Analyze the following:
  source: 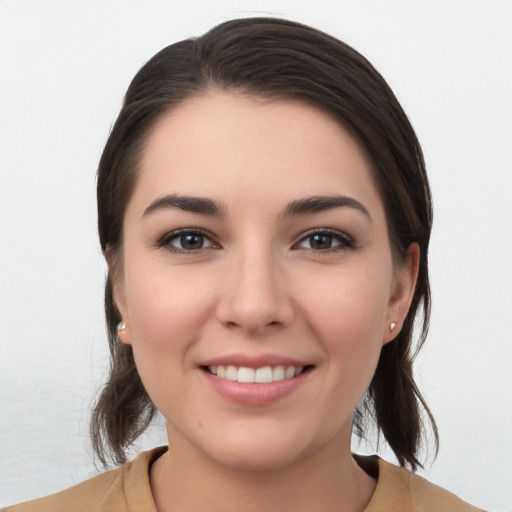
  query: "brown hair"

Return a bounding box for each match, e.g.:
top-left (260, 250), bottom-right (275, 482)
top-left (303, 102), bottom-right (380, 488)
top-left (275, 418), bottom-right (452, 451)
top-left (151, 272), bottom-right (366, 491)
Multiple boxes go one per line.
top-left (92, 17), bottom-right (438, 470)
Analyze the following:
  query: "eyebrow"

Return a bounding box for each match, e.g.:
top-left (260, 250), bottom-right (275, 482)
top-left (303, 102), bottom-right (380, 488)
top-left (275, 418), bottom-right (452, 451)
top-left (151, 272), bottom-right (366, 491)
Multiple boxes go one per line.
top-left (283, 195), bottom-right (371, 220)
top-left (143, 194), bottom-right (225, 217)
top-left (143, 193), bottom-right (371, 221)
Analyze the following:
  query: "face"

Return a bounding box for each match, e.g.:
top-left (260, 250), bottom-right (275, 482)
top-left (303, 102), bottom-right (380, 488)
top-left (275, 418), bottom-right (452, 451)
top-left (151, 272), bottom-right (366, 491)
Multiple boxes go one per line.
top-left (113, 92), bottom-right (417, 471)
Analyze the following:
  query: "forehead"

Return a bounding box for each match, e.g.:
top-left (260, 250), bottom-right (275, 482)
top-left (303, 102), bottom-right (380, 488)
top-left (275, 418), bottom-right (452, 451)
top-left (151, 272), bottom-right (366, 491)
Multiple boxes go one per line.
top-left (131, 91), bottom-right (383, 216)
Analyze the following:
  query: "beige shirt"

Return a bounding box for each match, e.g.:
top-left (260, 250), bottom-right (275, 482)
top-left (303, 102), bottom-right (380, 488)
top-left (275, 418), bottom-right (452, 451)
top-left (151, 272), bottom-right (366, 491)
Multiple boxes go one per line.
top-left (4, 447), bottom-right (484, 512)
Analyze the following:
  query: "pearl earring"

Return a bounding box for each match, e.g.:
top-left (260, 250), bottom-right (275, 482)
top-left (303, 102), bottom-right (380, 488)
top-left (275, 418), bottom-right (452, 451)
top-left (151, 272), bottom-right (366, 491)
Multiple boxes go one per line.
top-left (117, 322), bottom-right (127, 333)
top-left (389, 322), bottom-right (397, 331)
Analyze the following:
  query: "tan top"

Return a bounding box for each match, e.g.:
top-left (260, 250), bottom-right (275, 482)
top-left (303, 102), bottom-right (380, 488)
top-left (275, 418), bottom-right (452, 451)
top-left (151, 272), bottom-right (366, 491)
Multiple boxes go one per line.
top-left (4, 447), bottom-right (484, 512)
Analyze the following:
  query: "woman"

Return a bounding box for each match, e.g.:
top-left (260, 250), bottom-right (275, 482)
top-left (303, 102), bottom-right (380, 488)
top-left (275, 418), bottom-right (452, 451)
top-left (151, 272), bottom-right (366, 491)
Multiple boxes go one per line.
top-left (5, 17), bottom-right (483, 511)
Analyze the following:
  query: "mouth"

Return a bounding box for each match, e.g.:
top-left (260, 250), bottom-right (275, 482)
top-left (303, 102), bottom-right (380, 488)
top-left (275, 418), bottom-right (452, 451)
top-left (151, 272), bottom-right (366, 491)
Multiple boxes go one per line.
top-left (201, 365), bottom-right (314, 383)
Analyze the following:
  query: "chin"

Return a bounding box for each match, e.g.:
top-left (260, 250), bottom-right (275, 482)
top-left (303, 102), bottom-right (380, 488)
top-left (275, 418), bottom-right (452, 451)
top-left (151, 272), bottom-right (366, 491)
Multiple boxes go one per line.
top-left (195, 424), bottom-right (332, 473)
top-left (209, 443), bottom-right (306, 472)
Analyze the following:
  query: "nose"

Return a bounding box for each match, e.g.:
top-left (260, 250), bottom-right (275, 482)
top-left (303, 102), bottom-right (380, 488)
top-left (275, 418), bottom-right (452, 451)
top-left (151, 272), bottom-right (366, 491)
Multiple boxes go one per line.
top-left (216, 246), bottom-right (295, 335)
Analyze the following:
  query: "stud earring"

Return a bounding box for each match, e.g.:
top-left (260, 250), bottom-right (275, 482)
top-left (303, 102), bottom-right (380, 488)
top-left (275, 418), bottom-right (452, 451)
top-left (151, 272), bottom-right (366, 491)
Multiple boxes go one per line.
top-left (117, 322), bottom-right (127, 333)
top-left (389, 322), bottom-right (397, 331)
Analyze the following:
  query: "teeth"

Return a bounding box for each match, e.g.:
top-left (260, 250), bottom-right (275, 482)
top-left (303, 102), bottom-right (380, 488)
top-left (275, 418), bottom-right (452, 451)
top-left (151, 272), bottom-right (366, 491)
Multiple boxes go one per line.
top-left (273, 366), bottom-right (285, 381)
top-left (285, 366), bottom-right (296, 379)
top-left (225, 365), bottom-right (238, 381)
top-left (255, 366), bottom-right (272, 383)
top-left (237, 367), bottom-right (255, 383)
top-left (207, 364), bottom-right (305, 383)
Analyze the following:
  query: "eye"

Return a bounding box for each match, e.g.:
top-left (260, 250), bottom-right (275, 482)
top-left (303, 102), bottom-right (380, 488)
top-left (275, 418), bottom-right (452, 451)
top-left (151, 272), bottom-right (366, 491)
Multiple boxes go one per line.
top-left (295, 229), bottom-right (354, 252)
top-left (158, 229), bottom-right (217, 252)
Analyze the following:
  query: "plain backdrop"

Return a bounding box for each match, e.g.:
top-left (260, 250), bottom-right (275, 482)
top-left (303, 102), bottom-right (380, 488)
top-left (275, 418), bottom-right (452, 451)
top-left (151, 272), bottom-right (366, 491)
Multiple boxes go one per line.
top-left (1, 0), bottom-right (511, 510)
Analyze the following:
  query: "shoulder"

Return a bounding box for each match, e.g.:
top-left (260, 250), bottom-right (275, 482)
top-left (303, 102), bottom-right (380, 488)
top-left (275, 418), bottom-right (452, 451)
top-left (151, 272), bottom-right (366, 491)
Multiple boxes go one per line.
top-left (3, 468), bottom-right (122, 512)
top-left (357, 455), bottom-right (485, 512)
top-left (402, 468), bottom-right (484, 511)
top-left (2, 447), bottom-right (166, 512)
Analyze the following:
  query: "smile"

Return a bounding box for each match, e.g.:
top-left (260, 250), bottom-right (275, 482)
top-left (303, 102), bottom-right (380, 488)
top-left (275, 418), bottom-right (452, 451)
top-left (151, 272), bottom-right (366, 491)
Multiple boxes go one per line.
top-left (206, 365), bottom-right (309, 383)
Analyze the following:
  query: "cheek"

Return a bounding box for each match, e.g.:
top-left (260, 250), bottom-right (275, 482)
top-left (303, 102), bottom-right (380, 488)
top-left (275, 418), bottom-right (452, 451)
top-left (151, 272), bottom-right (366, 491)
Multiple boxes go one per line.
top-left (299, 264), bottom-right (392, 341)
top-left (121, 262), bottom-right (219, 414)
top-left (295, 263), bottom-right (392, 395)
top-left (122, 256), bottom-right (218, 356)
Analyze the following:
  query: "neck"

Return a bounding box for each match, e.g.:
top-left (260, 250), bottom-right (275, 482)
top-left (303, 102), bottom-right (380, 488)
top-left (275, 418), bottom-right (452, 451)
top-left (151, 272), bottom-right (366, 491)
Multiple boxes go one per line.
top-left (150, 427), bottom-right (376, 512)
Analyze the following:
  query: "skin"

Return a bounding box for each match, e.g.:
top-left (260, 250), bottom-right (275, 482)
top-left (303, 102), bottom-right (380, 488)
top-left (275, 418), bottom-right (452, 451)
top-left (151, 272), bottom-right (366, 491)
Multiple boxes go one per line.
top-left (112, 91), bottom-right (419, 512)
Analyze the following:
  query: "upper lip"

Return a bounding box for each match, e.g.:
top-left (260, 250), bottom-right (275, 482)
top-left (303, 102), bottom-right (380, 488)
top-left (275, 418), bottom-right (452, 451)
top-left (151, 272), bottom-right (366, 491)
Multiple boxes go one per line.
top-left (199, 353), bottom-right (312, 369)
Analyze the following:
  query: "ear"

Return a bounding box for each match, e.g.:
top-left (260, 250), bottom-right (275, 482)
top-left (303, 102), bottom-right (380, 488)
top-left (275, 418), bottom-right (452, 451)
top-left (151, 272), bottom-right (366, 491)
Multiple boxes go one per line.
top-left (383, 243), bottom-right (420, 345)
top-left (106, 244), bottom-right (132, 345)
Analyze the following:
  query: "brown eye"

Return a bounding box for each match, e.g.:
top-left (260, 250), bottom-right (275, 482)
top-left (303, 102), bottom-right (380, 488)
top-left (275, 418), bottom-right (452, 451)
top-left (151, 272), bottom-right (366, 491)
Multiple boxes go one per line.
top-left (177, 233), bottom-right (207, 250)
top-left (159, 230), bottom-right (216, 252)
top-left (308, 234), bottom-right (334, 250)
top-left (296, 229), bottom-right (354, 252)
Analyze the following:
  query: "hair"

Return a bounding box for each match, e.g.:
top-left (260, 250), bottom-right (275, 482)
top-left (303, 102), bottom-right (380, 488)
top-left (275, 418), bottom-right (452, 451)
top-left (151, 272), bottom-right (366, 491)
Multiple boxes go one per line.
top-left (92, 17), bottom-right (438, 470)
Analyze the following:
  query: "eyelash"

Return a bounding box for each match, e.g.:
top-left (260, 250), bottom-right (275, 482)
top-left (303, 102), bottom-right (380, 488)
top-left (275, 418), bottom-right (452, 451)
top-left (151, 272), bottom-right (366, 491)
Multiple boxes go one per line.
top-left (156, 229), bottom-right (219, 253)
top-left (294, 228), bottom-right (355, 253)
top-left (156, 228), bottom-right (354, 254)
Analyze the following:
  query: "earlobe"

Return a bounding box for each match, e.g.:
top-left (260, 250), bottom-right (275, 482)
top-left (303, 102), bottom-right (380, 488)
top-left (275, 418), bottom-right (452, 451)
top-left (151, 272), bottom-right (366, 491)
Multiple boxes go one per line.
top-left (383, 243), bottom-right (420, 345)
top-left (106, 244), bottom-right (131, 344)
top-left (117, 322), bottom-right (131, 345)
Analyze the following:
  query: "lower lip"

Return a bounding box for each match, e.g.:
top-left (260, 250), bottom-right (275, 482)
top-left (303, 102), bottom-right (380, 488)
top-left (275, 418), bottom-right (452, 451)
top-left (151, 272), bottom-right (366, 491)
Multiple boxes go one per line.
top-left (201, 369), bottom-right (311, 406)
